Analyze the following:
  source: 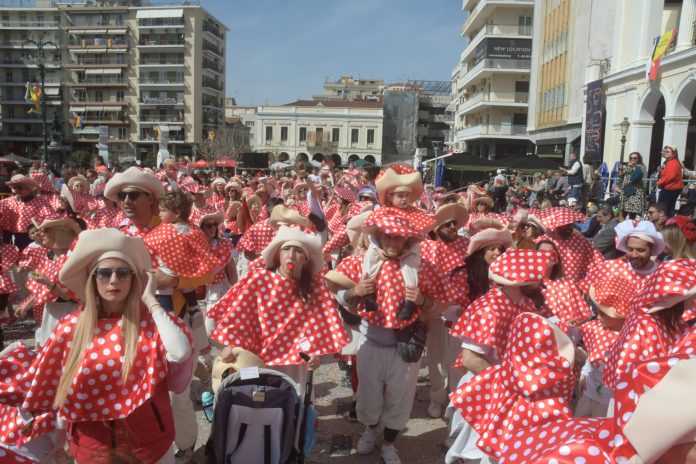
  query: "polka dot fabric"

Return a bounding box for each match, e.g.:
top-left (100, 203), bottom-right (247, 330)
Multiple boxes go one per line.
top-left (630, 258), bottom-right (696, 313)
top-left (538, 207), bottom-right (585, 232)
top-left (0, 244), bottom-right (19, 295)
top-left (209, 268), bottom-right (349, 365)
top-left (334, 254), bottom-right (451, 330)
top-left (25, 254), bottom-right (69, 306)
top-left (489, 249), bottom-right (552, 285)
top-left (578, 320), bottom-right (619, 367)
top-left (579, 258), bottom-right (651, 295)
top-left (542, 279), bottom-right (592, 324)
top-left (0, 404), bottom-right (55, 451)
top-left (144, 223), bottom-right (225, 278)
top-left (18, 243), bottom-right (48, 275)
top-left (537, 233), bottom-right (605, 283)
top-left (0, 196), bottom-right (55, 234)
top-left (322, 223), bottom-right (349, 255)
top-left (333, 184), bottom-right (357, 203)
top-left (209, 238), bottom-right (234, 285)
top-left (364, 206), bottom-right (434, 236)
top-left (90, 207), bottom-right (125, 230)
top-left (602, 310), bottom-right (685, 390)
top-left (420, 237), bottom-right (469, 274)
top-left (450, 313), bottom-right (576, 459)
top-left (189, 205), bottom-right (217, 228)
top-left (237, 221), bottom-right (276, 254)
top-left (22, 308), bottom-right (191, 422)
top-left (450, 287), bottom-right (537, 359)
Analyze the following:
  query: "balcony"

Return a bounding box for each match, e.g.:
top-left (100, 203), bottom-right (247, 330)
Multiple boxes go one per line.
top-left (456, 123), bottom-right (529, 140)
top-left (67, 79), bottom-right (128, 88)
top-left (202, 61), bottom-right (222, 74)
top-left (462, 0), bottom-right (534, 36)
top-left (68, 39), bottom-right (128, 49)
top-left (0, 40), bottom-right (29, 48)
top-left (0, 133), bottom-right (43, 141)
top-left (68, 57), bottom-right (128, 68)
top-left (137, 18), bottom-right (185, 28)
top-left (137, 39), bottom-right (185, 50)
top-left (139, 78), bottom-right (185, 87)
top-left (0, 20), bottom-right (60, 29)
top-left (139, 96), bottom-right (184, 107)
top-left (202, 42), bottom-right (223, 57)
top-left (0, 60), bottom-right (61, 69)
top-left (203, 22), bottom-right (224, 40)
top-left (458, 58), bottom-right (531, 89)
top-left (67, 23), bottom-right (127, 31)
top-left (139, 115), bottom-right (185, 124)
top-left (458, 91), bottom-right (529, 114)
top-left (202, 80), bottom-right (223, 92)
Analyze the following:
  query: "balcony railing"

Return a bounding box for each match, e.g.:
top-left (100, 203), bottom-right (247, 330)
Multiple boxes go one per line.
top-left (202, 81), bottom-right (223, 91)
top-left (139, 59), bottom-right (185, 65)
top-left (203, 23), bottom-right (224, 40)
top-left (138, 18), bottom-right (185, 27)
top-left (458, 59), bottom-right (531, 89)
top-left (138, 39), bottom-right (185, 46)
top-left (459, 91), bottom-right (529, 112)
top-left (68, 39), bottom-right (127, 47)
top-left (203, 62), bottom-right (221, 73)
top-left (139, 79), bottom-right (185, 85)
top-left (202, 42), bottom-right (223, 56)
top-left (71, 78), bottom-right (127, 85)
top-left (457, 123), bottom-right (528, 139)
top-left (463, 0), bottom-right (534, 33)
top-left (140, 96), bottom-right (184, 105)
top-left (74, 57), bottom-right (127, 65)
top-left (139, 116), bottom-right (184, 123)
top-left (0, 20), bottom-right (60, 28)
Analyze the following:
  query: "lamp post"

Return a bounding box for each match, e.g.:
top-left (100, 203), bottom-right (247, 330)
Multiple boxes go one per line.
top-left (619, 117), bottom-right (631, 164)
top-left (23, 34), bottom-right (59, 167)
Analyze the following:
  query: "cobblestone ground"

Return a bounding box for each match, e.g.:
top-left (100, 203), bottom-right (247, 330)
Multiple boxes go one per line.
top-left (9, 323), bottom-right (449, 464)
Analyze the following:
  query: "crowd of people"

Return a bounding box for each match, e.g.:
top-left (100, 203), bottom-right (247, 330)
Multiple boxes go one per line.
top-left (0, 152), bottom-right (691, 463)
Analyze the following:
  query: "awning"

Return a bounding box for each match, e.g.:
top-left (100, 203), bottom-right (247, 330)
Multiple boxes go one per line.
top-left (136, 9), bottom-right (183, 19)
top-left (44, 87), bottom-right (60, 96)
top-left (85, 68), bottom-right (122, 75)
top-left (101, 106), bottom-right (122, 112)
top-left (86, 106), bottom-right (103, 111)
top-left (535, 137), bottom-right (566, 146)
top-left (445, 98), bottom-right (457, 113)
top-left (107, 29), bottom-right (127, 35)
top-left (69, 106), bottom-right (86, 113)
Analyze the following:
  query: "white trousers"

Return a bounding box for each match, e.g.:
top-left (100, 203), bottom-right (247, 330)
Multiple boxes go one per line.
top-left (170, 359), bottom-right (198, 451)
top-left (356, 340), bottom-right (420, 431)
top-left (425, 319), bottom-right (460, 404)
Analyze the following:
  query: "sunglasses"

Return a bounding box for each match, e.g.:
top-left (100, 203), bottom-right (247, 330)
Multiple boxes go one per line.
top-left (442, 220), bottom-right (458, 229)
top-left (117, 191), bottom-right (149, 202)
top-left (93, 267), bottom-right (134, 281)
top-left (201, 222), bottom-right (218, 229)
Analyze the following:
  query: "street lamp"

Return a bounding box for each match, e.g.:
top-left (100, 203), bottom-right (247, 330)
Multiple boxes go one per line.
top-left (619, 117), bottom-right (631, 164)
top-left (23, 33), bottom-right (59, 167)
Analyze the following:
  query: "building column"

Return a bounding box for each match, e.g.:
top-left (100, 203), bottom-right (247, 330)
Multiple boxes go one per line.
top-left (629, 120), bottom-right (655, 159)
top-left (662, 116), bottom-right (692, 160)
top-left (677, 0), bottom-right (696, 51)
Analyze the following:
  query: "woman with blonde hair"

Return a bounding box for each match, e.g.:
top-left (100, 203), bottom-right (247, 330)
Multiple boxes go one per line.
top-left (661, 215), bottom-right (696, 259)
top-left (14, 228), bottom-right (192, 463)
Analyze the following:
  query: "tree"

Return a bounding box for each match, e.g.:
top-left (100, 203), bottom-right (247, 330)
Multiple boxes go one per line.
top-left (195, 126), bottom-right (249, 162)
top-left (71, 149), bottom-right (93, 168)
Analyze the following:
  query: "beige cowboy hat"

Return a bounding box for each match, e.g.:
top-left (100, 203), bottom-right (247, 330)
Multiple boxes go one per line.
top-left (467, 228), bottom-right (513, 256)
top-left (431, 203), bottom-right (469, 231)
top-left (346, 210), bottom-right (372, 249)
top-left (6, 174), bottom-right (39, 190)
top-left (104, 166), bottom-right (165, 202)
top-left (211, 347), bottom-right (265, 393)
top-left (472, 196), bottom-right (494, 209)
top-left (375, 166), bottom-right (423, 205)
top-left (261, 225), bottom-right (323, 274)
top-left (268, 205), bottom-right (312, 230)
top-left (59, 228), bottom-right (152, 300)
top-left (68, 175), bottom-right (90, 194)
top-left (198, 210), bottom-right (225, 228)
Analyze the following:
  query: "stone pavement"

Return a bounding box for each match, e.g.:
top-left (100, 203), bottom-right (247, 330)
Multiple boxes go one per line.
top-left (8, 321), bottom-right (449, 464)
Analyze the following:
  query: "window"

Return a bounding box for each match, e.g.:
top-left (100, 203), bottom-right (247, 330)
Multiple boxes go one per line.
top-left (315, 127), bottom-right (323, 142)
top-left (299, 127), bottom-right (307, 142)
top-left (4, 71), bottom-right (11, 83)
top-left (332, 127), bottom-right (340, 143)
top-left (7, 107), bottom-right (14, 118)
top-left (116, 90), bottom-right (124, 102)
top-left (265, 126), bottom-right (273, 141)
top-left (367, 129), bottom-right (375, 144)
top-left (351, 128), bottom-right (359, 144)
top-left (95, 90), bottom-right (103, 101)
top-left (118, 127), bottom-right (127, 139)
top-left (281, 126), bottom-right (288, 141)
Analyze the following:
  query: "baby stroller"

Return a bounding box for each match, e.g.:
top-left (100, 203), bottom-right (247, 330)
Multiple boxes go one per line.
top-left (205, 352), bottom-right (315, 464)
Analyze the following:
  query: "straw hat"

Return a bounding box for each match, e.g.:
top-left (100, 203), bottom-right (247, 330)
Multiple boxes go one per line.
top-left (431, 203), bottom-right (469, 231)
top-left (467, 228), bottom-right (512, 256)
top-left (6, 174), bottom-right (39, 190)
top-left (210, 177), bottom-right (226, 189)
top-left (198, 210), bottom-right (224, 228)
top-left (104, 167), bottom-right (165, 202)
top-left (211, 348), bottom-right (265, 393)
top-left (58, 228), bottom-right (152, 301)
top-left (346, 211), bottom-right (372, 249)
top-left (68, 175), bottom-right (90, 194)
top-left (472, 196), bottom-right (493, 209)
top-left (375, 164), bottom-right (423, 205)
top-left (261, 225), bottom-right (323, 274)
top-left (268, 205), bottom-right (312, 230)
top-left (33, 216), bottom-right (82, 237)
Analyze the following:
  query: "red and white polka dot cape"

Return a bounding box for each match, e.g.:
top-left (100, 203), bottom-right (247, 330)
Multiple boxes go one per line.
top-left (578, 257), bottom-right (652, 295)
top-left (366, 206), bottom-right (435, 235)
top-left (224, 219), bottom-right (240, 236)
top-left (236, 221), bottom-right (275, 254)
top-left (322, 222), bottom-right (349, 256)
top-left (211, 193), bottom-right (226, 211)
top-left (450, 287), bottom-right (537, 360)
top-left (542, 279), bottom-right (592, 325)
top-left (450, 313), bottom-right (576, 460)
top-left (143, 223), bottom-right (225, 278)
top-left (0, 244), bottom-right (19, 295)
top-left (209, 238), bottom-right (234, 285)
top-left (209, 268), bottom-right (350, 366)
top-left (25, 254), bottom-right (69, 307)
top-left (420, 237), bottom-right (469, 275)
top-left (189, 204), bottom-right (217, 228)
top-left (116, 217), bottom-right (159, 239)
top-left (45, 192), bottom-right (62, 213)
top-left (334, 254), bottom-right (452, 330)
top-left (578, 320), bottom-right (619, 367)
top-left (20, 308), bottom-right (191, 422)
top-left (0, 195), bottom-right (55, 234)
top-left (602, 310), bottom-right (686, 390)
top-left (90, 207), bottom-right (125, 230)
top-left (536, 233), bottom-right (604, 283)
top-left (18, 242), bottom-right (48, 274)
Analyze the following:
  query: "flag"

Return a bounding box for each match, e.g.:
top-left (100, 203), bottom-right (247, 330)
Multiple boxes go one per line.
top-left (647, 29), bottom-right (677, 81)
top-left (435, 157), bottom-right (445, 188)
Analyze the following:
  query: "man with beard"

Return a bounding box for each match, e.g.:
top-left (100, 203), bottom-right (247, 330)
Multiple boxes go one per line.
top-left (0, 174), bottom-right (55, 249)
top-left (445, 249), bottom-right (552, 463)
top-left (580, 219), bottom-right (664, 294)
top-left (420, 203), bottom-right (469, 418)
top-left (537, 207), bottom-right (604, 282)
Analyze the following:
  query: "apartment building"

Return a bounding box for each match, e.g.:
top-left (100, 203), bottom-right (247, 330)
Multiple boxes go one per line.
top-left (254, 100), bottom-right (383, 166)
top-left (452, 0), bottom-right (535, 158)
top-left (312, 76), bottom-right (384, 101)
top-left (0, 0), bottom-right (227, 164)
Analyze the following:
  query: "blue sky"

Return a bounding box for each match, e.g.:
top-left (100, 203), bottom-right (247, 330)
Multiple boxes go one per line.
top-left (201, 0), bottom-right (464, 105)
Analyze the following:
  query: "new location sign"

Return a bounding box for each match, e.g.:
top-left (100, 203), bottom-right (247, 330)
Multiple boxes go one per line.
top-left (476, 38), bottom-right (532, 61)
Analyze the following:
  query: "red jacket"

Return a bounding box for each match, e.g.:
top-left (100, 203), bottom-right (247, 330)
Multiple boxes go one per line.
top-left (657, 158), bottom-right (684, 190)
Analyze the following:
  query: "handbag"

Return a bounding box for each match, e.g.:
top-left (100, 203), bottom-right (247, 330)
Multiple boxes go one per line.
top-left (394, 318), bottom-right (427, 363)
